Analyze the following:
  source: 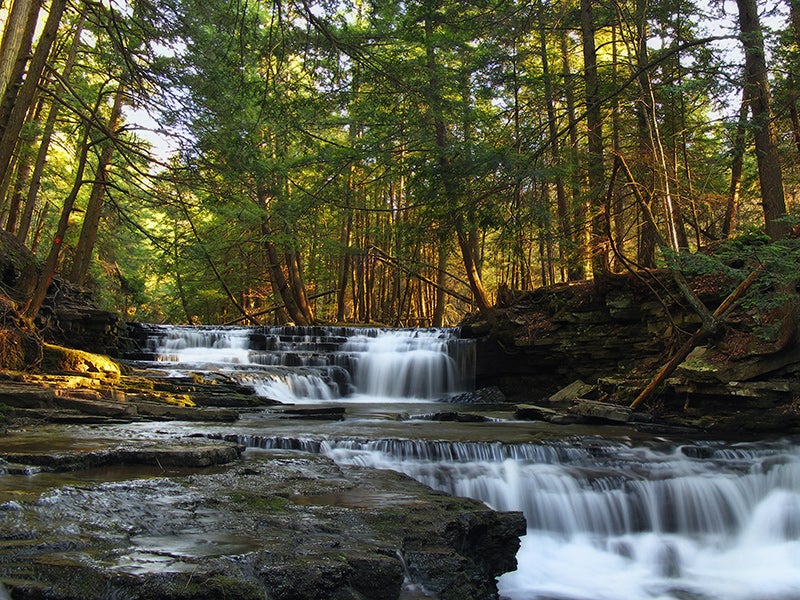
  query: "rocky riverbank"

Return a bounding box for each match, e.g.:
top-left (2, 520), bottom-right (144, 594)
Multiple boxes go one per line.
top-left (462, 270), bottom-right (800, 436)
top-left (0, 425), bottom-right (524, 600)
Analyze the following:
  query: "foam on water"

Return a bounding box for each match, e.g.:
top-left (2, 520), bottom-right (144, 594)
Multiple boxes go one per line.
top-left (140, 324), bottom-right (474, 402)
top-left (231, 435), bottom-right (800, 600)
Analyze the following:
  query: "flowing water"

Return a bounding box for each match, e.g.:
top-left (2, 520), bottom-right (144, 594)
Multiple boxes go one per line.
top-left (134, 325), bottom-right (800, 600)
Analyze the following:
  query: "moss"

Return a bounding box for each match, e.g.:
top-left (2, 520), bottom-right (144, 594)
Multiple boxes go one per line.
top-left (41, 344), bottom-right (122, 380)
top-left (175, 574), bottom-right (264, 600)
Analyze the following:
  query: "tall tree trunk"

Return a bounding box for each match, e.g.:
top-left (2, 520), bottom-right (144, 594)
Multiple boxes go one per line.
top-left (0, 0), bottom-right (66, 185)
top-left (580, 0), bottom-right (608, 276)
top-left (633, 0), bottom-right (683, 253)
top-left (0, 0), bottom-right (40, 123)
top-left (258, 186), bottom-right (309, 325)
top-left (68, 85), bottom-right (126, 286)
top-left (723, 88), bottom-right (749, 239)
top-left (17, 6), bottom-right (86, 244)
top-left (610, 25), bottom-right (626, 270)
top-left (23, 122), bottom-right (92, 320)
top-left (336, 211), bottom-right (352, 322)
top-left (423, 12), bottom-right (493, 317)
top-left (560, 29), bottom-right (586, 280)
top-left (431, 243), bottom-right (447, 327)
top-left (538, 0), bottom-right (572, 281)
top-left (788, 0), bottom-right (800, 158)
top-left (736, 0), bottom-right (789, 240)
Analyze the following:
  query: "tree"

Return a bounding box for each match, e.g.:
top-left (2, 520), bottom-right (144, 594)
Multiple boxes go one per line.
top-left (736, 0), bottom-right (789, 241)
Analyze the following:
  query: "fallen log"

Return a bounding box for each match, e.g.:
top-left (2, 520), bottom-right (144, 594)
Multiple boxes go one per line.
top-left (630, 268), bottom-right (762, 410)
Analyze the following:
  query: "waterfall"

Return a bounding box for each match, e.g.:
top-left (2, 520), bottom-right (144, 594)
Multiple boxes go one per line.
top-left (130, 323), bottom-right (800, 598)
top-left (228, 434), bottom-right (800, 600)
top-left (134, 324), bottom-right (475, 402)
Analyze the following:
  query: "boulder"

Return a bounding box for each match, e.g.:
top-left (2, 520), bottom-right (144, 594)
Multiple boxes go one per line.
top-left (547, 379), bottom-right (597, 403)
top-left (445, 386), bottom-right (507, 404)
top-left (568, 399), bottom-right (632, 423)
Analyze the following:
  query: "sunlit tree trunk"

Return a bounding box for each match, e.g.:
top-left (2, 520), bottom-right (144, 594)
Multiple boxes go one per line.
top-left (0, 0), bottom-right (40, 121)
top-left (17, 6), bottom-right (85, 245)
top-left (580, 0), bottom-right (609, 277)
top-left (69, 85), bottom-right (126, 286)
top-left (23, 120), bottom-right (92, 320)
top-left (0, 0), bottom-right (66, 186)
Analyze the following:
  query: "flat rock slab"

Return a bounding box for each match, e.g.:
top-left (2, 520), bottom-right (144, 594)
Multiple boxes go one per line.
top-left (568, 399), bottom-right (632, 423)
top-left (0, 437), bottom-right (244, 471)
top-left (0, 448), bottom-right (525, 600)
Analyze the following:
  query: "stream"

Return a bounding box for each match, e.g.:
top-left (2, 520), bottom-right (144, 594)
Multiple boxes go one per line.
top-left (13, 325), bottom-right (800, 599)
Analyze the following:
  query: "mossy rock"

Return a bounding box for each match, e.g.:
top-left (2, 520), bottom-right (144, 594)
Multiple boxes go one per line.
top-left (41, 344), bottom-right (124, 380)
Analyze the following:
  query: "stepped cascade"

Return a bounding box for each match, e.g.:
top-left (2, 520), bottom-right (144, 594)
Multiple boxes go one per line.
top-left (229, 434), bottom-right (800, 600)
top-left (131, 324), bottom-right (475, 402)
top-left (126, 324), bottom-right (800, 599)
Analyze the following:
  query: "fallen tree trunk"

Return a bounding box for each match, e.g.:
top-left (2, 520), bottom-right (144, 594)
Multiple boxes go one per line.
top-left (630, 267), bottom-right (762, 410)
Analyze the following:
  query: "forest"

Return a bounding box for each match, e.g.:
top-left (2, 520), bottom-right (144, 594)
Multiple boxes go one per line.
top-left (0, 0), bottom-right (798, 328)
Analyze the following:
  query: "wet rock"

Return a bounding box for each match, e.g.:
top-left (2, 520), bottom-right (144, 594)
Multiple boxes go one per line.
top-left (568, 400), bottom-right (632, 424)
top-left (0, 437), bottom-right (244, 471)
top-left (0, 450), bottom-right (525, 600)
top-left (514, 404), bottom-right (561, 421)
top-left (275, 406), bottom-right (347, 420)
top-left (445, 386), bottom-right (507, 404)
top-left (409, 411), bottom-right (491, 423)
top-left (547, 379), bottom-right (597, 403)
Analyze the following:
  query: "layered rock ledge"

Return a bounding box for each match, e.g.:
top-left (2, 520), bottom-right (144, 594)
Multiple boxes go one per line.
top-left (0, 432), bottom-right (525, 600)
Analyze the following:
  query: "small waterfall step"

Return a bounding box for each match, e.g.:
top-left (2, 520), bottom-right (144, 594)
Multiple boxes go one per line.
top-left (123, 323), bottom-right (475, 403)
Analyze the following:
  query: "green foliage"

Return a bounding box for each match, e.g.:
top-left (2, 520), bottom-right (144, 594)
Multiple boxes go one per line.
top-left (671, 217), bottom-right (800, 338)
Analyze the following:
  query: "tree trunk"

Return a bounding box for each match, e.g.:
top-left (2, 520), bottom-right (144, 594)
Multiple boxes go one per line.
top-left (736, 0), bottom-right (789, 241)
top-left (23, 123), bottom-right (91, 320)
top-left (431, 243), bottom-right (448, 327)
top-left (17, 6), bottom-right (86, 245)
top-left (538, 0), bottom-right (573, 281)
top-left (69, 85), bottom-right (126, 286)
top-left (0, 0), bottom-right (66, 185)
top-left (423, 12), bottom-right (493, 318)
top-left (560, 29), bottom-right (586, 281)
top-left (0, 0), bottom-right (40, 122)
top-left (580, 0), bottom-right (608, 277)
top-left (723, 88), bottom-right (749, 238)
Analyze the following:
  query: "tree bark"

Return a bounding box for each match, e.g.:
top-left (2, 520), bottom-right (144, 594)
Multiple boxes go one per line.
top-left (17, 6), bottom-right (86, 245)
top-left (580, 0), bottom-right (609, 277)
top-left (69, 85), bottom-right (126, 286)
top-left (0, 0), bottom-right (66, 186)
top-left (538, 0), bottom-right (572, 281)
top-left (723, 88), bottom-right (749, 239)
top-left (736, 0), bottom-right (789, 241)
top-left (23, 122), bottom-right (91, 320)
top-left (0, 0), bottom-right (40, 120)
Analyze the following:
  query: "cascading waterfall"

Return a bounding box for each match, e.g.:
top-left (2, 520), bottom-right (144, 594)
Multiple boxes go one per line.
top-left (136, 324), bottom-right (475, 402)
top-left (229, 434), bottom-right (800, 600)
top-left (130, 324), bottom-right (800, 599)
